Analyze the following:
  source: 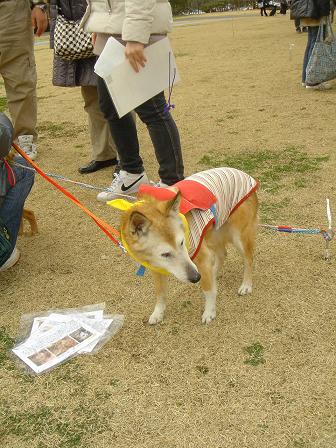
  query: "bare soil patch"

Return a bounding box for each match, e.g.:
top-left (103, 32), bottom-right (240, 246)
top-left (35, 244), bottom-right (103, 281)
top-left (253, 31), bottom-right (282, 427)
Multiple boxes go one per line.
top-left (1, 13), bottom-right (335, 448)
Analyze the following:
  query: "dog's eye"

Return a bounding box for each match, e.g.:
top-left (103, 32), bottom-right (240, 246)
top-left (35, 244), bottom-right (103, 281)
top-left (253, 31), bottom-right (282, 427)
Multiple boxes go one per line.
top-left (161, 252), bottom-right (171, 258)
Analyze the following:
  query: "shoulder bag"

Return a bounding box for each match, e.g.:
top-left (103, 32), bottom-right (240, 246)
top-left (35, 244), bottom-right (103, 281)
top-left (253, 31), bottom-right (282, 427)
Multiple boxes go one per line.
top-left (54, 2), bottom-right (94, 61)
top-left (306, 18), bottom-right (336, 84)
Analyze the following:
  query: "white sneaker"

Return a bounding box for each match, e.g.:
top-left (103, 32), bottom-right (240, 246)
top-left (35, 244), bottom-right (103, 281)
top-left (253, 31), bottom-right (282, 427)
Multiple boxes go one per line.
top-left (0, 247), bottom-right (20, 272)
top-left (306, 82), bottom-right (332, 90)
top-left (17, 135), bottom-right (38, 160)
top-left (151, 180), bottom-right (169, 188)
top-left (96, 170), bottom-right (149, 202)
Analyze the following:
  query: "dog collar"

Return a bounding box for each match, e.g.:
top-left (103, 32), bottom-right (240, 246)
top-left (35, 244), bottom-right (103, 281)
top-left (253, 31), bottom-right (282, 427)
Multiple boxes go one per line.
top-left (107, 198), bottom-right (190, 276)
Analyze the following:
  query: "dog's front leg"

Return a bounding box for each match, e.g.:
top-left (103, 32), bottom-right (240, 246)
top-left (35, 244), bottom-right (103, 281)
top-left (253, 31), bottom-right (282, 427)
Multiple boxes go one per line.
top-left (149, 273), bottom-right (168, 325)
top-left (194, 247), bottom-right (218, 324)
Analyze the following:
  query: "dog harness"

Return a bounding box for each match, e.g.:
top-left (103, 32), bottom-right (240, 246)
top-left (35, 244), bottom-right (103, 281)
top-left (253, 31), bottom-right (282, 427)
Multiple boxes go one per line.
top-left (139, 167), bottom-right (259, 259)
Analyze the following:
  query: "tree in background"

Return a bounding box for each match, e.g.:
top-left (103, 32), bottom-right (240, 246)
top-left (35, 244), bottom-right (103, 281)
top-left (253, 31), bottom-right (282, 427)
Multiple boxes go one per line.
top-left (170, 0), bottom-right (255, 14)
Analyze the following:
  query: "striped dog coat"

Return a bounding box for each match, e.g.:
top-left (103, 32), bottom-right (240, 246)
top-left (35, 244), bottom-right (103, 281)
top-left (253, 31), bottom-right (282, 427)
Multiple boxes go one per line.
top-left (139, 167), bottom-right (259, 258)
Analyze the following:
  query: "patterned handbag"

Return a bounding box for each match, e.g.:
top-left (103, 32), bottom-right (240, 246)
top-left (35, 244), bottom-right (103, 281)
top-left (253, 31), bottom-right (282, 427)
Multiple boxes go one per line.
top-left (54, 14), bottom-right (94, 61)
top-left (306, 19), bottom-right (336, 85)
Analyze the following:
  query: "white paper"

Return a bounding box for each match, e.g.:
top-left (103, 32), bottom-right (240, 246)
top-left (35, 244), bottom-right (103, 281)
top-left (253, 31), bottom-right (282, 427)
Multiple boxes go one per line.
top-left (94, 37), bottom-right (180, 117)
top-left (29, 311), bottom-right (111, 354)
top-left (12, 319), bottom-right (103, 374)
top-left (30, 310), bottom-right (104, 334)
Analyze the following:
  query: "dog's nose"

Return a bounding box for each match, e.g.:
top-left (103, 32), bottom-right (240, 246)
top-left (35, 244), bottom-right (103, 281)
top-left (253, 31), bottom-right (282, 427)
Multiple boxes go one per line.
top-left (189, 271), bottom-right (201, 283)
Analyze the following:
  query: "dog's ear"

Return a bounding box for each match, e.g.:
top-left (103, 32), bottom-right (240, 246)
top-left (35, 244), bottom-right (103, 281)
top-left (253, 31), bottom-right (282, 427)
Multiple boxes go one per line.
top-left (165, 191), bottom-right (181, 215)
top-left (129, 211), bottom-right (151, 236)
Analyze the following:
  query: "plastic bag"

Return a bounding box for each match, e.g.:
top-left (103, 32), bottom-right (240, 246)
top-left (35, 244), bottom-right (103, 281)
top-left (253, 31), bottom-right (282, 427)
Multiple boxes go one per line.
top-left (11, 303), bottom-right (124, 375)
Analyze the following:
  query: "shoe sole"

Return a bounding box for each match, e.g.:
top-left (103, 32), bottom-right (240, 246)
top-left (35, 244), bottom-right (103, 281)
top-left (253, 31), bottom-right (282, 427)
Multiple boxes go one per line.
top-left (0, 249), bottom-right (20, 271)
top-left (97, 179), bottom-right (149, 202)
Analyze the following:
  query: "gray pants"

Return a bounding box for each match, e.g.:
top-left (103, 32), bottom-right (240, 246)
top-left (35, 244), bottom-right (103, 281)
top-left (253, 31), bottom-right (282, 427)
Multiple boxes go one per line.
top-left (81, 86), bottom-right (117, 161)
top-left (0, 0), bottom-right (37, 141)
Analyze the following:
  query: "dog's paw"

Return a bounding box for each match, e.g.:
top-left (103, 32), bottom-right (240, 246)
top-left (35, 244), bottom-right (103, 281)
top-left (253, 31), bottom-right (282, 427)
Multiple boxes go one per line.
top-left (148, 303), bottom-right (166, 325)
top-left (202, 309), bottom-right (216, 324)
top-left (238, 283), bottom-right (253, 295)
top-left (148, 313), bottom-right (163, 325)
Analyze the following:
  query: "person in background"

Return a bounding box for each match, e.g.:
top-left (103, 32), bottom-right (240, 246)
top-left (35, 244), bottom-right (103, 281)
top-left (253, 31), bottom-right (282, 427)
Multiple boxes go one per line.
top-left (280, 0), bottom-right (289, 14)
top-left (0, 113), bottom-right (35, 272)
top-left (49, 0), bottom-right (119, 174)
top-left (291, 0), bottom-right (331, 89)
top-left (259, 0), bottom-right (269, 16)
top-left (0, 0), bottom-right (48, 161)
top-left (80, 0), bottom-right (184, 202)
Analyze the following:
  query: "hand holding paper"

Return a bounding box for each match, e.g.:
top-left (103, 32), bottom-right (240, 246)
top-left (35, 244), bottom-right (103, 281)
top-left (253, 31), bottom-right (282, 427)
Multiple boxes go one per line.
top-left (125, 42), bottom-right (147, 73)
top-left (94, 37), bottom-right (180, 118)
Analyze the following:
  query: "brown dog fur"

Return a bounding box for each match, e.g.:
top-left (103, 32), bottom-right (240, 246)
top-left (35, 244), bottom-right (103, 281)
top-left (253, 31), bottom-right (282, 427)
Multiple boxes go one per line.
top-left (121, 191), bottom-right (258, 324)
top-left (19, 208), bottom-right (38, 236)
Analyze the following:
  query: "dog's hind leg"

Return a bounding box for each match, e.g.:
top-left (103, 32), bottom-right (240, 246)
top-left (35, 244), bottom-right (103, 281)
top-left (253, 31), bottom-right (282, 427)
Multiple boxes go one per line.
top-left (233, 228), bottom-right (255, 295)
top-left (21, 209), bottom-right (38, 236)
top-left (227, 193), bottom-right (258, 295)
top-left (194, 244), bottom-right (218, 324)
top-left (149, 273), bottom-right (168, 325)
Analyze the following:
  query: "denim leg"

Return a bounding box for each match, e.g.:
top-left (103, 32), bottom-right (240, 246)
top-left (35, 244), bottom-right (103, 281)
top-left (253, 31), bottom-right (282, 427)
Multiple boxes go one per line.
top-left (0, 157), bottom-right (34, 246)
top-left (302, 26), bottom-right (319, 83)
top-left (96, 76), bottom-right (144, 174)
top-left (135, 92), bottom-right (184, 185)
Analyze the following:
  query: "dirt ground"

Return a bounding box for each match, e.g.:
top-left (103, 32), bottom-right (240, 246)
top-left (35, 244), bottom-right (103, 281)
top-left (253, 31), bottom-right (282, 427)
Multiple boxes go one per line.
top-left (1, 12), bottom-right (336, 448)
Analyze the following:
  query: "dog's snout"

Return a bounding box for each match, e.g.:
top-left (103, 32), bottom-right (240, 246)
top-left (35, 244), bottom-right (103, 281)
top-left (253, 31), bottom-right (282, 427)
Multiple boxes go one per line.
top-left (187, 266), bottom-right (201, 283)
top-left (189, 272), bottom-right (201, 283)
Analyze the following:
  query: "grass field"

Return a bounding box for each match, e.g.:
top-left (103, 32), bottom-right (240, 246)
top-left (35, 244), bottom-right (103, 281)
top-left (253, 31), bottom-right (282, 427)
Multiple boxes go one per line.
top-left (1, 12), bottom-right (336, 448)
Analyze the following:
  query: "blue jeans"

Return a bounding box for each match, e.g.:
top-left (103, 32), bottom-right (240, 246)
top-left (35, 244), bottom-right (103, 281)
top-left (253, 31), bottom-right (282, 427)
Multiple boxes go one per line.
top-left (97, 76), bottom-right (184, 186)
top-left (0, 157), bottom-right (34, 247)
top-left (302, 26), bottom-right (323, 84)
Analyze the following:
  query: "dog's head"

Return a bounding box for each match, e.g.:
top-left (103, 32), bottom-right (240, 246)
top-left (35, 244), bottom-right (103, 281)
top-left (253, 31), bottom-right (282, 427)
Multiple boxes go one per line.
top-left (120, 193), bottom-right (201, 283)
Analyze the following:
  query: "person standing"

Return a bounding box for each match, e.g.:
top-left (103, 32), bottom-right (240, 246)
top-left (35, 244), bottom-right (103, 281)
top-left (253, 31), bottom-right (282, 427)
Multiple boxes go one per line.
top-left (291, 0), bottom-right (331, 89)
top-left (0, 0), bottom-right (48, 161)
top-left (49, 0), bottom-right (119, 174)
top-left (259, 0), bottom-right (269, 16)
top-left (80, 0), bottom-right (184, 202)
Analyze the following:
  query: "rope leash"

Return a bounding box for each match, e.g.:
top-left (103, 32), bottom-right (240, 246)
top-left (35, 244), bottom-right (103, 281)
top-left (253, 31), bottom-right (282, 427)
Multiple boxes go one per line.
top-left (260, 199), bottom-right (334, 260)
top-left (12, 161), bottom-right (135, 199)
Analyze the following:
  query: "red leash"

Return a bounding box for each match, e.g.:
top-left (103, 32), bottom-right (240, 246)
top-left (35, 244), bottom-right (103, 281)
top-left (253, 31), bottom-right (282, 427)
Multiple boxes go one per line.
top-left (13, 143), bottom-right (122, 248)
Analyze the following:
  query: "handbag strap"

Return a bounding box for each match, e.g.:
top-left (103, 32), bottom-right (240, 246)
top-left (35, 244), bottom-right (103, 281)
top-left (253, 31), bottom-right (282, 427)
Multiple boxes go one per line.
top-left (317, 17), bottom-right (335, 43)
top-left (327, 16), bottom-right (335, 40)
top-left (3, 159), bottom-right (15, 187)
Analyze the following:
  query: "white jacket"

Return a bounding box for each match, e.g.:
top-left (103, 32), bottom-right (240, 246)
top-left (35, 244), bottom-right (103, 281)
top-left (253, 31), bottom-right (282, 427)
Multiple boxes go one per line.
top-left (81, 0), bottom-right (173, 44)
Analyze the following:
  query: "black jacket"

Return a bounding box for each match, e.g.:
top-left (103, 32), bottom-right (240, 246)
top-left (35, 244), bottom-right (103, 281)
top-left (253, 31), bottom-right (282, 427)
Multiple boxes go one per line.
top-left (291, 0), bottom-right (330, 19)
top-left (50, 0), bottom-right (97, 87)
top-left (0, 114), bottom-right (13, 159)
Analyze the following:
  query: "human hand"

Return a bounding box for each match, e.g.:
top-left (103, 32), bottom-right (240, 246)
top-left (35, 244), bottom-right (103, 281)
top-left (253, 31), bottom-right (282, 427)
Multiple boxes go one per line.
top-left (31, 6), bottom-right (48, 37)
top-left (125, 42), bottom-right (147, 73)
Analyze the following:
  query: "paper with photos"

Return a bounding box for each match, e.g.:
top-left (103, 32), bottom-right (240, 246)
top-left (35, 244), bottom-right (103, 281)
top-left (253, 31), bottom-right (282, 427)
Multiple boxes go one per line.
top-left (12, 319), bottom-right (103, 374)
top-left (94, 37), bottom-right (180, 117)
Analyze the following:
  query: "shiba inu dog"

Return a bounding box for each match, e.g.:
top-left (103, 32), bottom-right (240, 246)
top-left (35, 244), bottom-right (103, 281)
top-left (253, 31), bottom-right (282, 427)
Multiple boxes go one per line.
top-left (19, 208), bottom-right (38, 236)
top-left (114, 167), bottom-right (259, 324)
top-left (6, 151), bottom-right (38, 237)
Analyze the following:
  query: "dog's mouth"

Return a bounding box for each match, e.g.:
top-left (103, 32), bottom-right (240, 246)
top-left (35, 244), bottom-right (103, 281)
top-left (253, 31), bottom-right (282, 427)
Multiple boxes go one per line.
top-left (169, 262), bottom-right (201, 284)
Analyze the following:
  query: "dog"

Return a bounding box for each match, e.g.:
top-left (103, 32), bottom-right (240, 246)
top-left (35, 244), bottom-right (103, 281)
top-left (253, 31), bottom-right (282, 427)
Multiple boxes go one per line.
top-left (19, 208), bottom-right (38, 236)
top-left (6, 151), bottom-right (38, 237)
top-left (115, 167), bottom-right (259, 325)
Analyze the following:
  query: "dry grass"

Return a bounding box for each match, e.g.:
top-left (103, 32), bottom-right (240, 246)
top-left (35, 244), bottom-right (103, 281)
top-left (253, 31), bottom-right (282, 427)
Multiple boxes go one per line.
top-left (1, 12), bottom-right (336, 448)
